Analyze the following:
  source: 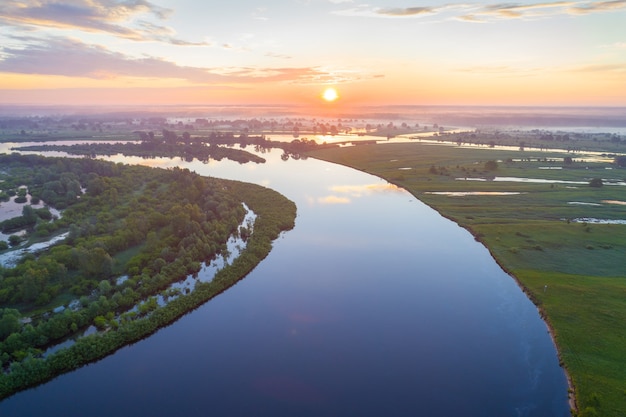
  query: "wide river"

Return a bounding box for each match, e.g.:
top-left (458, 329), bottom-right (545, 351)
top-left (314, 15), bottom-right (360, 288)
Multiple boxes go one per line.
top-left (0, 145), bottom-right (569, 416)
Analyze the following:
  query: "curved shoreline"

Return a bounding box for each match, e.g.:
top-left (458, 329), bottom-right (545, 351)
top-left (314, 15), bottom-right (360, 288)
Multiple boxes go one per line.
top-left (393, 179), bottom-right (579, 414)
top-left (471, 230), bottom-right (578, 414)
top-left (0, 179), bottom-right (297, 401)
top-left (307, 152), bottom-right (578, 414)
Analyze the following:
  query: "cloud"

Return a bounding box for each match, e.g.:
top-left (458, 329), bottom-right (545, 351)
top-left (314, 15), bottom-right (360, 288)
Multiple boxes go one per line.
top-left (569, 63), bottom-right (626, 73)
top-left (608, 42), bottom-right (626, 49)
top-left (377, 7), bottom-right (435, 17)
top-left (0, 0), bottom-right (205, 45)
top-left (0, 37), bottom-right (223, 81)
top-left (454, 65), bottom-right (545, 77)
top-left (454, 61), bottom-right (626, 77)
top-left (252, 7), bottom-right (269, 20)
top-left (334, 0), bottom-right (626, 22)
top-left (265, 52), bottom-right (293, 59)
top-left (0, 37), bottom-right (352, 85)
top-left (567, 0), bottom-right (626, 14)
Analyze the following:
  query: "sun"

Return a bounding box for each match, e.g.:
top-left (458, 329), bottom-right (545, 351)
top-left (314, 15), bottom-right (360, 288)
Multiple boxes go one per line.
top-left (322, 87), bottom-right (339, 102)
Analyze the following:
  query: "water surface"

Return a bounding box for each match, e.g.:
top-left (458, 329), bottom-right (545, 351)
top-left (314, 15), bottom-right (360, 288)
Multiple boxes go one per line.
top-left (0, 148), bottom-right (569, 416)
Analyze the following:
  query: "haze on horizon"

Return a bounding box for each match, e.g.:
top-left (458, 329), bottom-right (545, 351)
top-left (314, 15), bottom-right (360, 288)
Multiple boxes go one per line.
top-left (0, 0), bottom-right (625, 110)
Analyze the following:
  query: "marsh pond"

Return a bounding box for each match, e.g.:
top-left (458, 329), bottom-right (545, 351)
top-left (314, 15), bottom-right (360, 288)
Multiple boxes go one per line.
top-left (0, 146), bottom-right (569, 416)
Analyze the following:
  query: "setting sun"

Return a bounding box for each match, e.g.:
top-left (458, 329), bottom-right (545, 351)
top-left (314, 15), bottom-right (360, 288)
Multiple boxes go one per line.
top-left (322, 87), bottom-right (339, 102)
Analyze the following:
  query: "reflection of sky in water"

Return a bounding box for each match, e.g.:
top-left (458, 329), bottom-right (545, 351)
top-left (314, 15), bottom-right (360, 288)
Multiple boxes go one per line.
top-left (0, 140), bottom-right (136, 157)
top-left (426, 191), bottom-right (523, 197)
top-left (458, 176), bottom-right (626, 186)
top-left (0, 140), bottom-right (570, 417)
top-left (603, 200), bottom-right (626, 206)
top-left (315, 183), bottom-right (402, 205)
top-left (0, 192), bottom-right (61, 243)
top-left (0, 195), bottom-right (39, 222)
top-left (571, 218), bottom-right (626, 224)
top-left (568, 201), bottom-right (602, 206)
top-left (0, 232), bottom-right (69, 267)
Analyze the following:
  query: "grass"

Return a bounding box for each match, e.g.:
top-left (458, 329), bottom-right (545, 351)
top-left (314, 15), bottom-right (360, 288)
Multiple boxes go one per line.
top-left (308, 141), bottom-right (626, 416)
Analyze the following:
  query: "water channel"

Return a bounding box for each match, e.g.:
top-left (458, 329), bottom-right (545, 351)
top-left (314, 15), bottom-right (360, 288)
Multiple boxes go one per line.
top-left (0, 146), bottom-right (569, 416)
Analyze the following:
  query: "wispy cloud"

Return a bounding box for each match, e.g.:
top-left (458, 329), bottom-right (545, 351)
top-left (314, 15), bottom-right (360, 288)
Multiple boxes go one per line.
top-left (0, 37), bottom-right (223, 81)
top-left (252, 7), bottom-right (269, 20)
top-left (454, 64), bottom-right (547, 77)
top-left (606, 41), bottom-right (626, 49)
top-left (377, 7), bottom-right (435, 17)
top-left (265, 52), bottom-right (293, 59)
top-left (0, 37), bottom-right (355, 84)
top-left (569, 63), bottom-right (626, 73)
top-left (334, 0), bottom-right (626, 22)
top-left (0, 0), bottom-right (205, 45)
top-left (567, 0), bottom-right (626, 14)
top-left (454, 61), bottom-right (626, 76)
top-left (467, 1), bottom-right (577, 20)
top-left (289, 67), bottom-right (384, 84)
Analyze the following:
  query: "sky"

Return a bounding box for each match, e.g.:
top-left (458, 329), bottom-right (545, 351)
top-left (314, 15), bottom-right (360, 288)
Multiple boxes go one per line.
top-left (0, 0), bottom-right (625, 109)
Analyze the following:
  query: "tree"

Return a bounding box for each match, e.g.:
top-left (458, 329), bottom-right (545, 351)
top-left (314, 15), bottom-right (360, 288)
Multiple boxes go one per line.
top-left (0, 308), bottom-right (21, 339)
top-left (589, 178), bottom-right (603, 188)
top-left (22, 205), bottom-right (37, 223)
top-left (20, 267), bottom-right (49, 302)
top-left (484, 160), bottom-right (498, 171)
top-left (98, 280), bottom-right (112, 295)
top-left (79, 247), bottom-right (114, 279)
top-left (8, 234), bottom-right (21, 247)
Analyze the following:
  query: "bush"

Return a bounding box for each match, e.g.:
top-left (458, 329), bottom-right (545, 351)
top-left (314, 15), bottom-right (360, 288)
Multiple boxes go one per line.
top-left (8, 235), bottom-right (21, 247)
top-left (589, 178), bottom-right (603, 188)
top-left (484, 160), bottom-right (498, 171)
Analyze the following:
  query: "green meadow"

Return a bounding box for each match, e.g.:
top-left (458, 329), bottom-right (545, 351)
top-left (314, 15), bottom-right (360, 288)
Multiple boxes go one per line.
top-left (309, 141), bottom-right (626, 417)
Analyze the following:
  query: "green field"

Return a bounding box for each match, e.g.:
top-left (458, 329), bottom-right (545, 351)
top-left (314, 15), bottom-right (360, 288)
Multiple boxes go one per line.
top-left (309, 142), bottom-right (626, 417)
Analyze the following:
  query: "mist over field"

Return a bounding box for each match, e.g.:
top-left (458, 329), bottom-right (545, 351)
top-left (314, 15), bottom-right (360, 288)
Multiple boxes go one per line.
top-left (2, 105), bottom-right (625, 131)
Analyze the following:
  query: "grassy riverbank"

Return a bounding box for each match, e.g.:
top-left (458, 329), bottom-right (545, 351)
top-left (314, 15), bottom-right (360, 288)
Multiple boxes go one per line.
top-left (308, 142), bottom-right (626, 417)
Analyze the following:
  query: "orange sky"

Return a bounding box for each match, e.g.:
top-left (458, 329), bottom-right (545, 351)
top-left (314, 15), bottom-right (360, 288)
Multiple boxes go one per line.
top-left (1, 1), bottom-right (625, 108)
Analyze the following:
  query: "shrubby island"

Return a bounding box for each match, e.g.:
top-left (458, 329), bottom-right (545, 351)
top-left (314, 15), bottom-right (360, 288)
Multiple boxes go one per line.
top-left (0, 153), bottom-right (296, 399)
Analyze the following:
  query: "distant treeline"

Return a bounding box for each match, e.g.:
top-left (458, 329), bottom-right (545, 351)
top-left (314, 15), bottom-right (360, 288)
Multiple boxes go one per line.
top-left (13, 140), bottom-right (266, 164)
top-left (13, 131), bottom-right (339, 162)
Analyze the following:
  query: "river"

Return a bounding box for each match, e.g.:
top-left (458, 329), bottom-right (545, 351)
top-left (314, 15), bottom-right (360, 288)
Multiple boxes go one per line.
top-left (0, 146), bottom-right (569, 416)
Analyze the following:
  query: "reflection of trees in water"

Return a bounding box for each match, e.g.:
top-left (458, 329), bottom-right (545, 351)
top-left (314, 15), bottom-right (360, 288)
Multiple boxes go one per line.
top-left (15, 141), bottom-right (266, 165)
top-left (13, 132), bottom-right (334, 166)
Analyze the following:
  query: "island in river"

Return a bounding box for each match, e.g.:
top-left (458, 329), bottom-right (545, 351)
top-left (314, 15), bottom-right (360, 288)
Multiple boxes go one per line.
top-left (0, 153), bottom-right (296, 399)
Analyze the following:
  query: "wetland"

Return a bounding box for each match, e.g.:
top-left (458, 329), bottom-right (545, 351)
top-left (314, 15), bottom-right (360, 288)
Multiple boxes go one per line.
top-left (1, 107), bottom-right (625, 416)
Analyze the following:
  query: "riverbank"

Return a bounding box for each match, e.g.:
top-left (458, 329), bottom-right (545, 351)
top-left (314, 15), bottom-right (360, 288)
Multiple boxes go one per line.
top-left (0, 156), bottom-right (297, 400)
top-left (308, 141), bottom-right (626, 417)
top-left (475, 230), bottom-right (578, 414)
top-left (399, 184), bottom-right (580, 413)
